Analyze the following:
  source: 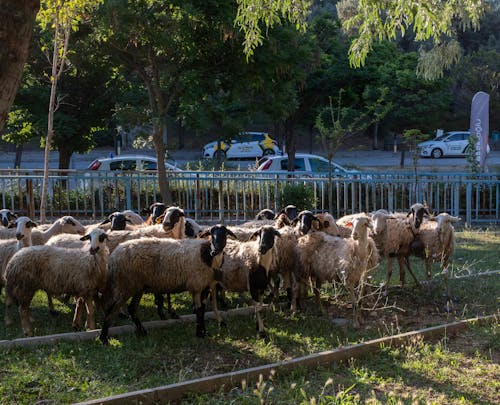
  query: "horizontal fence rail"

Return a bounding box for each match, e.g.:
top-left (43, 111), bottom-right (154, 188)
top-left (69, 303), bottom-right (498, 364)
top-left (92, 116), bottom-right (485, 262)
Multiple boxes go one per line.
top-left (0, 169), bottom-right (498, 225)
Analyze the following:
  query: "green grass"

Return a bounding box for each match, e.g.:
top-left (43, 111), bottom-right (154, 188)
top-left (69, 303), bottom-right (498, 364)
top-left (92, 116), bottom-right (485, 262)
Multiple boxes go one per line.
top-left (0, 228), bottom-right (498, 404)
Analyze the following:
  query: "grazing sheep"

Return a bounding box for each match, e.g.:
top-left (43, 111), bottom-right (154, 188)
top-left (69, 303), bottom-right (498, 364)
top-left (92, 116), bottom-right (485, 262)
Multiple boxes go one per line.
top-left (5, 228), bottom-right (109, 336)
top-left (371, 203), bottom-right (430, 289)
top-left (99, 225), bottom-right (235, 344)
top-left (0, 209), bottom-right (17, 228)
top-left (219, 225), bottom-right (281, 337)
top-left (410, 212), bottom-right (461, 287)
top-left (294, 216), bottom-right (380, 327)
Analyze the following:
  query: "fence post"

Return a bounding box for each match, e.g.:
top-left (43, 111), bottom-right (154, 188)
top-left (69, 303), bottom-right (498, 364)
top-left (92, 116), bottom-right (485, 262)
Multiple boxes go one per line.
top-left (218, 180), bottom-right (223, 223)
top-left (465, 182), bottom-right (472, 226)
top-left (26, 179), bottom-right (34, 219)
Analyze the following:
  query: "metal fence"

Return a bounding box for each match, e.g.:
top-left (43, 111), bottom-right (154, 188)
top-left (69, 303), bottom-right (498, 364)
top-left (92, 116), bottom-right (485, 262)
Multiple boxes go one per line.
top-left (0, 169), bottom-right (498, 225)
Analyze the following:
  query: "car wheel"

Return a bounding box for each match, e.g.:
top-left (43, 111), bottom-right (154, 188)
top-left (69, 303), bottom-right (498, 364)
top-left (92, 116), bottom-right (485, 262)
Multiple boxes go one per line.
top-left (214, 149), bottom-right (226, 161)
top-left (431, 148), bottom-right (443, 159)
top-left (262, 148), bottom-right (275, 156)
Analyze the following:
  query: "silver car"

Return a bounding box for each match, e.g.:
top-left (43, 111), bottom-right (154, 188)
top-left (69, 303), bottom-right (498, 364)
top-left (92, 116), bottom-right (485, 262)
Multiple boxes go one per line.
top-left (86, 155), bottom-right (182, 172)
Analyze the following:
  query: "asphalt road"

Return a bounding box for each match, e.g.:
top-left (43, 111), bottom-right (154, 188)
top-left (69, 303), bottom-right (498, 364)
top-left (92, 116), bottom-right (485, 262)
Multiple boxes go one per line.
top-left (0, 146), bottom-right (499, 172)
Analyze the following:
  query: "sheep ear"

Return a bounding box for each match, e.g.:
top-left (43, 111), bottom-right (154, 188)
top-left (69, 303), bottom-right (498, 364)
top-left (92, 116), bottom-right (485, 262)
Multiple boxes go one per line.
top-left (291, 217), bottom-right (300, 226)
top-left (65, 218), bottom-right (76, 226)
top-left (274, 229), bottom-right (281, 238)
top-left (345, 221), bottom-right (353, 228)
top-left (197, 228), bottom-right (211, 238)
top-left (249, 229), bottom-right (260, 241)
top-left (80, 234), bottom-right (91, 241)
top-left (226, 228), bottom-right (238, 240)
top-left (28, 221), bottom-right (38, 228)
top-left (126, 218), bottom-right (133, 223)
top-left (100, 218), bottom-right (111, 225)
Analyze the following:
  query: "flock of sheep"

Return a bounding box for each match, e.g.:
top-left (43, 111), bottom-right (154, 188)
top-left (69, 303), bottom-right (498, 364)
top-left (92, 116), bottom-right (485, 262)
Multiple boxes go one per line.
top-left (0, 202), bottom-right (461, 343)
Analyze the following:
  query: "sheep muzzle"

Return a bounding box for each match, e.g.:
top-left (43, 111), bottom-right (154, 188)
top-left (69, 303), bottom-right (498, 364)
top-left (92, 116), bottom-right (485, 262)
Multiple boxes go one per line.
top-left (90, 246), bottom-right (100, 255)
top-left (15, 233), bottom-right (24, 241)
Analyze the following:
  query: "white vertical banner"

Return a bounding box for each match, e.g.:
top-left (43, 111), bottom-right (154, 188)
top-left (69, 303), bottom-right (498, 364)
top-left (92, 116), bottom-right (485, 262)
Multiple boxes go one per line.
top-left (469, 91), bottom-right (489, 171)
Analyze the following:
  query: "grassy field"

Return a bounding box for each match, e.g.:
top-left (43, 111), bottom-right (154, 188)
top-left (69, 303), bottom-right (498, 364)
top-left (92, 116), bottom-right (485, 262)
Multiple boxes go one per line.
top-left (0, 228), bottom-right (498, 404)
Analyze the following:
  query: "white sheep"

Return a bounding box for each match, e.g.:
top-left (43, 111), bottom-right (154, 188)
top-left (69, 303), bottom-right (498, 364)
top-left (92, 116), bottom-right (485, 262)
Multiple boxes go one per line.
top-left (5, 228), bottom-right (109, 336)
top-left (98, 225), bottom-right (235, 344)
top-left (371, 203), bottom-right (431, 289)
top-left (219, 225), bottom-right (281, 337)
top-left (294, 216), bottom-right (380, 327)
top-left (410, 212), bottom-right (461, 280)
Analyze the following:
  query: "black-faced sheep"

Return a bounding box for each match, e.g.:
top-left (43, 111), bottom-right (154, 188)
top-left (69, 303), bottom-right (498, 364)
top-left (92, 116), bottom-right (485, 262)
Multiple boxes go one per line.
top-left (219, 225), bottom-right (281, 337)
top-left (99, 225), bottom-right (235, 344)
top-left (5, 228), bottom-right (109, 336)
top-left (143, 202), bottom-right (167, 225)
top-left (294, 216), bottom-right (380, 327)
top-left (0, 209), bottom-right (17, 228)
top-left (255, 208), bottom-right (275, 220)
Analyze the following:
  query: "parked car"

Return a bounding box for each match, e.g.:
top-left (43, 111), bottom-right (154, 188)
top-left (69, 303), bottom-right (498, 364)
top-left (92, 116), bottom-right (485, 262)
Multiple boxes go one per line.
top-left (86, 155), bottom-right (182, 172)
top-left (418, 131), bottom-right (491, 158)
top-left (256, 153), bottom-right (359, 177)
top-left (202, 132), bottom-right (281, 159)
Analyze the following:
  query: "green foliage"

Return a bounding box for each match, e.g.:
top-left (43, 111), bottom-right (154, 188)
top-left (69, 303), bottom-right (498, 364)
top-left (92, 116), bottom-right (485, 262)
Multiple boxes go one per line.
top-left (337, 0), bottom-right (485, 79)
top-left (234, 0), bottom-right (311, 58)
top-left (466, 132), bottom-right (481, 173)
top-left (280, 183), bottom-right (316, 211)
top-left (4, 108), bottom-right (39, 144)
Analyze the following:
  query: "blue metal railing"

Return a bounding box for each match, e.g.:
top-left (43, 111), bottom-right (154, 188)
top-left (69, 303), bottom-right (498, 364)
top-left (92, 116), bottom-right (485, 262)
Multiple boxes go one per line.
top-left (0, 169), bottom-right (498, 225)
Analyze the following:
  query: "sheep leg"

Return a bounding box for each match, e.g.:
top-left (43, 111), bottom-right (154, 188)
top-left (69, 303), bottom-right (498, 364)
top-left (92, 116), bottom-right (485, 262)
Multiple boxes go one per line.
top-left (46, 292), bottom-right (57, 316)
top-left (349, 286), bottom-right (360, 328)
top-left (401, 256), bottom-right (421, 287)
top-left (4, 293), bottom-right (14, 326)
top-left (396, 256), bottom-right (406, 287)
top-left (254, 296), bottom-right (266, 339)
top-left (128, 293), bottom-right (147, 337)
top-left (72, 297), bottom-right (85, 330)
top-left (19, 303), bottom-right (33, 337)
top-left (209, 283), bottom-right (225, 326)
top-left (384, 256), bottom-right (394, 291)
top-left (193, 292), bottom-right (206, 337)
top-left (100, 298), bottom-right (124, 345)
top-left (156, 293), bottom-right (179, 320)
top-left (84, 296), bottom-right (96, 330)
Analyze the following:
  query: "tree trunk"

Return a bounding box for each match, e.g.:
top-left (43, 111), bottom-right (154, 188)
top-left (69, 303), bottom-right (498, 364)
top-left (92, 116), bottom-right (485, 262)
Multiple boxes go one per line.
top-left (0, 0), bottom-right (40, 133)
top-left (153, 124), bottom-right (172, 205)
top-left (14, 143), bottom-right (23, 168)
top-left (373, 121), bottom-right (379, 150)
top-left (58, 144), bottom-right (72, 170)
top-left (284, 118), bottom-right (296, 171)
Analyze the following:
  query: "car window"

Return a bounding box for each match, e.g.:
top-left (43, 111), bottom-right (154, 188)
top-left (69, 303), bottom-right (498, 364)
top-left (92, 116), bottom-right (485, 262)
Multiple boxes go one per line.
top-left (446, 134), bottom-right (463, 142)
top-left (109, 160), bottom-right (136, 170)
top-left (309, 158), bottom-right (329, 172)
top-left (141, 160), bottom-right (157, 170)
top-left (280, 158), bottom-right (306, 171)
top-left (251, 134), bottom-right (265, 142)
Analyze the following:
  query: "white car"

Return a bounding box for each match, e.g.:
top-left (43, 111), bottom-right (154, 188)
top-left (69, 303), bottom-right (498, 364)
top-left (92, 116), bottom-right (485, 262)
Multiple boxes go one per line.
top-left (256, 153), bottom-right (359, 177)
top-left (86, 155), bottom-right (182, 172)
top-left (202, 132), bottom-right (281, 159)
top-left (418, 131), bottom-right (490, 158)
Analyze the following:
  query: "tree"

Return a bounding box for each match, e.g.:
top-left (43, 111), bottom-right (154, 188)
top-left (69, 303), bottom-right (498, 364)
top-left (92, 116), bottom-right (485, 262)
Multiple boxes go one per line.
top-left (0, 0), bottom-right (40, 133)
top-left (3, 108), bottom-right (39, 168)
top-left (37, 0), bottom-right (102, 223)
